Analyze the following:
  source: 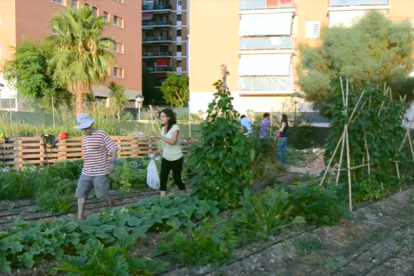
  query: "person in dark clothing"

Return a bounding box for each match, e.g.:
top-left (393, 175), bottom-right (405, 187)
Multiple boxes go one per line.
top-left (277, 114), bottom-right (289, 164)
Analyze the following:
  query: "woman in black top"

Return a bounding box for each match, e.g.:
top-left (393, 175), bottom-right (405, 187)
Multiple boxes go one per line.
top-left (277, 114), bottom-right (289, 164)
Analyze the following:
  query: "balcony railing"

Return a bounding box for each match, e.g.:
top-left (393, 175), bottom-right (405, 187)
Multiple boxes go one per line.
top-left (146, 66), bottom-right (173, 72)
top-left (143, 36), bottom-right (172, 42)
top-left (240, 37), bottom-right (295, 50)
top-left (143, 20), bottom-right (173, 27)
top-left (142, 4), bottom-right (173, 11)
top-left (143, 51), bottom-right (172, 57)
top-left (240, 0), bottom-right (294, 10)
top-left (330, 0), bottom-right (388, 6)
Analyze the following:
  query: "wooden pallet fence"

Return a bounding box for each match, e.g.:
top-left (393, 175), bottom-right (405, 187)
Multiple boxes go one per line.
top-left (0, 136), bottom-right (194, 169)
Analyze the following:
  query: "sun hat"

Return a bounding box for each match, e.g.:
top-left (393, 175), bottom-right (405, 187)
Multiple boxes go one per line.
top-left (75, 113), bottom-right (96, 130)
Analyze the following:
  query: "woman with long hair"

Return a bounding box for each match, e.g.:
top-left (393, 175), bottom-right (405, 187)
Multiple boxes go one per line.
top-left (152, 108), bottom-right (186, 197)
top-left (277, 114), bottom-right (289, 164)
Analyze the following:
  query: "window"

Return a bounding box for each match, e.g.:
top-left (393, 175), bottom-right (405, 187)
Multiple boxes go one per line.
top-left (113, 15), bottom-right (124, 28)
top-left (177, 0), bottom-right (182, 6)
top-left (306, 21), bottom-right (320, 38)
top-left (103, 11), bottom-right (109, 21)
top-left (114, 67), bottom-right (124, 78)
top-left (177, 14), bottom-right (182, 21)
top-left (177, 44), bottom-right (182, 52)
top-left (51, 28), bottom-right (59, 34)
top-left (92, 6), bottom-right (98, 17)
top-left (85, 3), bottom-right (90, 8)
top-left (176, 29), bottom-right (182, 37)
top-left (114, 42), bottom-right (124, 53)
top-left (0, 99), bottom-right (16, 109)
top-left (177, 60), bottom-right (182, 67)
top-left (51, 0), bottom-right (65, 5)
top-left (71, 0), bottom-right (78, 8)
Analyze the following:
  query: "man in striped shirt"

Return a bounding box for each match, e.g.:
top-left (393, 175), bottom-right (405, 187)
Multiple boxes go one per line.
top-left (74, 113), bottom-right (119, 220)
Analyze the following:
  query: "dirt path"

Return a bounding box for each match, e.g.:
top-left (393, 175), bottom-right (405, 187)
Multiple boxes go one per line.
top-left (162, 188), bottom-right (414, 276)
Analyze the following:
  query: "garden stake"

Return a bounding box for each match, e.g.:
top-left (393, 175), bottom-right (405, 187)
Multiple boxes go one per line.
top-left (364, 134), bottom-right (371, 177)
top-left (346, 124), bottom-right (353, 212)
top-left (321, 81), bottom-right (365, 186)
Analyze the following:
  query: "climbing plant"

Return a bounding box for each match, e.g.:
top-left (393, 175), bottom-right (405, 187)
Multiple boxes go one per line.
top-left (188, 65), bottom-right (254, 208)
top-left (325, 83), bottom-right (412, 201)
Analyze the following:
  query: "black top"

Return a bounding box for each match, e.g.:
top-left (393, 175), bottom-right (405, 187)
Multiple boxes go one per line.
top-left (280, 123), bottom-right (288, 138)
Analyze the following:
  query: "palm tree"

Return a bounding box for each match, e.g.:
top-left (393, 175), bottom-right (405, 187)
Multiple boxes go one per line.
top-left (48, 5), bottom-right (116, 115)
top-left (108, 81), bottom-right (128, 119)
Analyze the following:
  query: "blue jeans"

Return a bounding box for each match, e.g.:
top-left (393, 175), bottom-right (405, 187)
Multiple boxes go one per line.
top-left (277, 137), bottom-right (287, 164)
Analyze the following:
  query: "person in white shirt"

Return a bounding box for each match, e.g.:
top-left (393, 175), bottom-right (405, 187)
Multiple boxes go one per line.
top-left (240, 115), bottom-right (253, 137)
top-left (152, 108), bottom-right (186, 197)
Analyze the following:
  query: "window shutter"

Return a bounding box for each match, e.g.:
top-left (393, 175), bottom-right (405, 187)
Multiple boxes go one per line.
top-left (306, 21), bottom-right (320, 38)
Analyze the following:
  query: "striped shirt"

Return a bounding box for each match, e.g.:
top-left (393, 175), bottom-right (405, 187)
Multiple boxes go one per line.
top-left (82, 130), bottom-right (119, 176)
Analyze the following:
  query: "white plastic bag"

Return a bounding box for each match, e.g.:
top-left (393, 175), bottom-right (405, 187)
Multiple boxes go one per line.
top-left (147, 155), bottom-right (160, 190)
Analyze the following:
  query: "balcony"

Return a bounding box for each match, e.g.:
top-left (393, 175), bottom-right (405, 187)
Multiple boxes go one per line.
top-left (240, 37), bottom-right (295, 50)
top-left (143, 51), bottom-right (172, 58)
top-left (240, 0), bottom-right (294, 10)
top-left (146, 66), bottom-right (173, 73)
top-left (143, 20), bottom-right (173, 28)
top-left (143, 36), bottom-right (172, 43)
top-left (142, 4), bottom-right (172, 12)
top-left (329, 0), bottom-right (388, 6)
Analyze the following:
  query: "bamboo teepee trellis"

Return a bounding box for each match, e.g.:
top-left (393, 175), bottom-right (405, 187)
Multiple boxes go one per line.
top-left (319, 78), bottom-right (414, 212)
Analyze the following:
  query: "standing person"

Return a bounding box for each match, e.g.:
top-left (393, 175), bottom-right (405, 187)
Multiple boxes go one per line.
top-left (74, 113), bottom-right (119, 220)
top-left (240, 115), bottom-right (253, 137)
top-left (277, 114), bottom-right (289, 164)
top-left (152, 108), bottom-right (186, 197)
top-left (259, 113), bottom-right (271, 138)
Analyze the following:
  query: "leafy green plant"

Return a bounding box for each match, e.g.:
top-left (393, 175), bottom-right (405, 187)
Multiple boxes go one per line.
top-left (189, 69), bottom-right (254, 208)
top-left (234, 189), bottom-right (305, 240)
top-left (56, 236), bottom-right (167, 276)
top-left (325, 85), bottom-right (411, 201)
top-left (0, 195), bottom-right (220, 273)
top-left (156, 215), bottom-right (239, 267)
top-left (111, 159), bottom-right (147, 194)
top-left (35, 178), bottom-right (73, 213)
top-left (283, 183), bottom-right (348, 225)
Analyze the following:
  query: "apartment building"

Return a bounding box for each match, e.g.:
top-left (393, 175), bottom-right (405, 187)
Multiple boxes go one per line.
top-left (0, 0), bottom-right (142, 111)
top-left (188, 0), bottom-right (414, 115)
top-left (142, 0), bottom-right (188, 105)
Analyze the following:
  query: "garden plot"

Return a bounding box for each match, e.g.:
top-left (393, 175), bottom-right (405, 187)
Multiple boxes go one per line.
top-left (160, 188), bottom-right (414, 276)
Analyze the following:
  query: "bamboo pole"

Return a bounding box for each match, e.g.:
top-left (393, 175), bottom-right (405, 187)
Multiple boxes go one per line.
top-left (319, 130), bottom-right (345, 186)
top-left (346, 125), bottom-right (353, 212)
top-left (364, 134), bottom-right (371, 176)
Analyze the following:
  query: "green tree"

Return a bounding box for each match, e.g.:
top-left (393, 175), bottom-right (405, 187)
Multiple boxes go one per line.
top-left (2, 39), bottom-right (72, 110)
top-left (48, 5), bottom-right (116, 115)
top-left (160, 73), bottom-right (189, 107)
top-left (108, 81), bottom-right (128, 119)
top-left (297, 11), bottom-right (414, 115)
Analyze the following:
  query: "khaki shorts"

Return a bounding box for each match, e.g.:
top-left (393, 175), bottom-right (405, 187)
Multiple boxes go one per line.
top-left (75, 173), bottom-right (110, 199)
